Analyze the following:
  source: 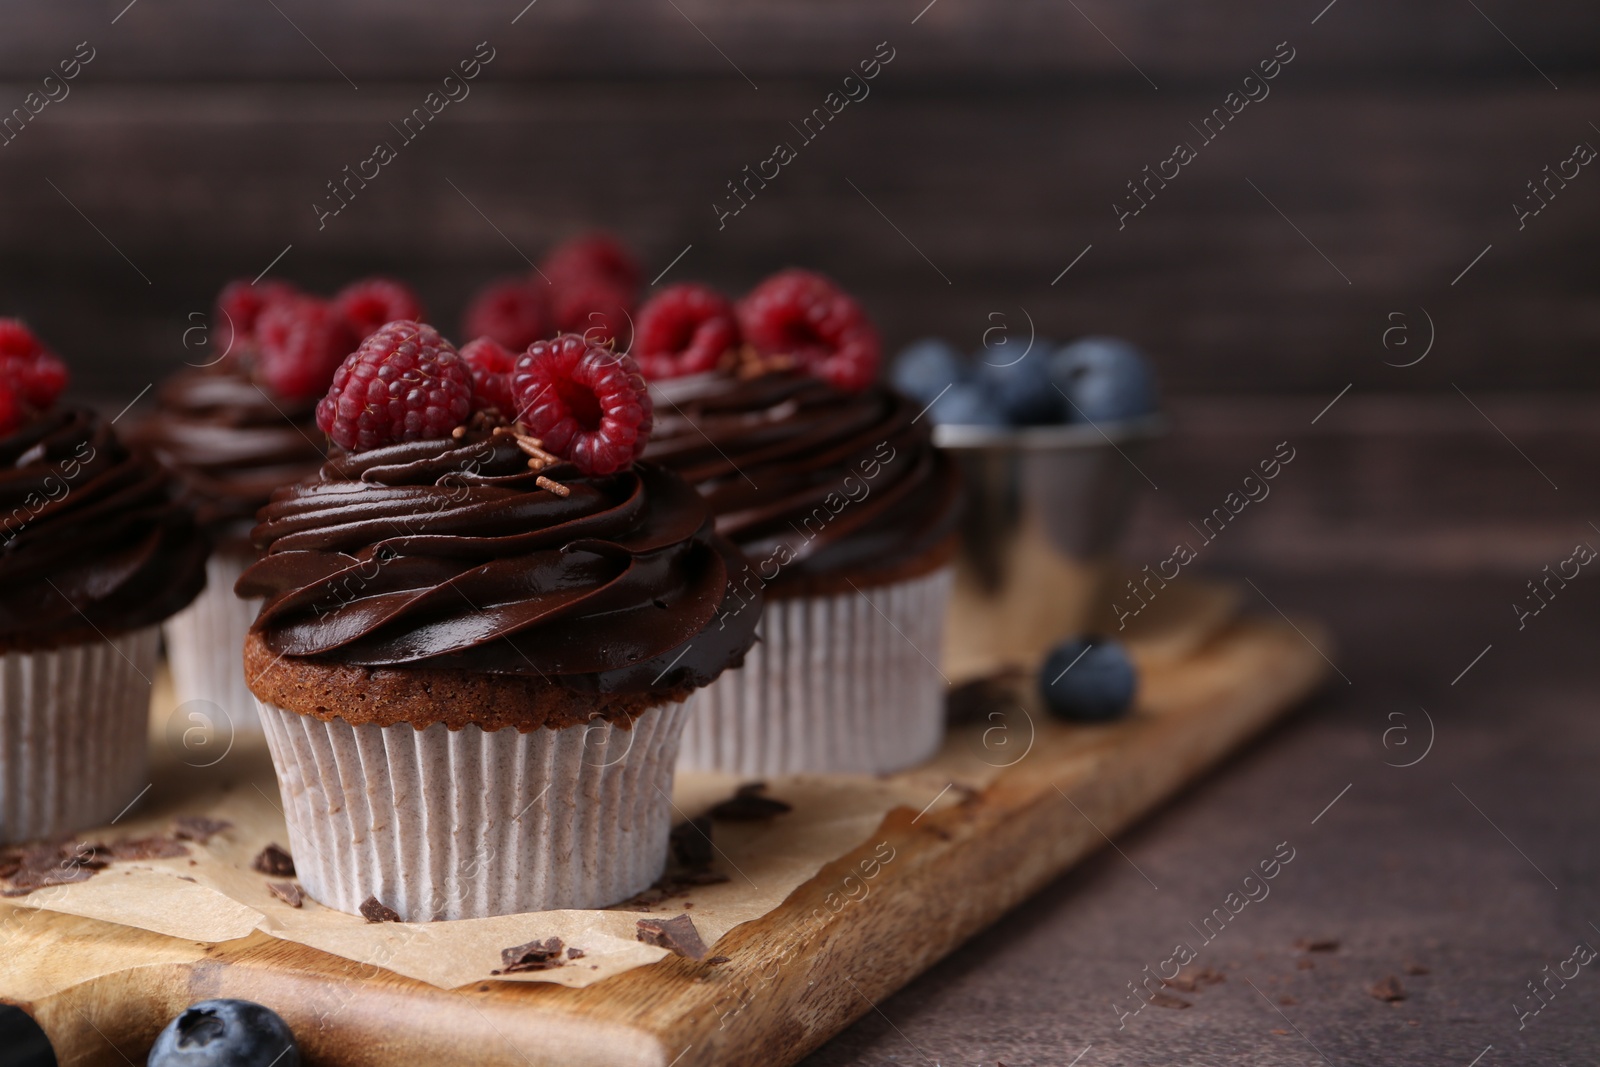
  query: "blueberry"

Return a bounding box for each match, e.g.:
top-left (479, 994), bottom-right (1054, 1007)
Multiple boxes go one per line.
top-left (974, 339), bottom-right (1060, 425)
top-left (927, 382), bottom-right (1007, 427)
top-left (1048, 336), bottom-right (1158, 423)
top-left (147, 1000), bottom-right (299, 1067)
top-left (890, 338), bottom-right (968, 404)
top-left (1039, 637), bottom-right (1137, 722)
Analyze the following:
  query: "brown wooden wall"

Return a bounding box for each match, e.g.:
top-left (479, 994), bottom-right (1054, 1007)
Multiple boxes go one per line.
top-left (0, 0), bottom-right (1595, 401)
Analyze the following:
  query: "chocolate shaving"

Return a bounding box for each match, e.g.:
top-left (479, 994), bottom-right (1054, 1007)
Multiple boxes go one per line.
top-left (670, 817), bottom-right (715, 872)
top-left (360, 896), bottom-right (401, 923)
top-left (1369, 976), bottom-right (1406, 1002)
top-left (566, 947), bottom-right (585, 960)
top-left (267, 881), bottom-right (304, 908)
top-left (709, 782), bottom-right (792, 821)
top-left (706, 955), bottom-right (731, 966)
top-left (636, 914), bottom-right (709, 960)
top-left (109, 836), bottom-right (189, 861)
top-left (493, 937), bottom-right (566, 974)
top-left (944, 670), bottom-right (1027, 726)
top-left (170, 816), bottom-right (233, 844)
top-left (1295, 937), bottom-right (1340, 953)
top-left (252, 843), bottom-right (296, 877)
top-left (0, 839), bottom-right (110, 896)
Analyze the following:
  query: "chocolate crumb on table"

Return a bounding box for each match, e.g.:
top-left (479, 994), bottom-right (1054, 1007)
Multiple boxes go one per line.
top-left (109, 836), bottom-right (189, 861)
top-left (170, 816), bottom-right (233, 844)
top-left (1403, 962), bottom-right (1430, 975)
top-left (708, 781), bottom-right (793, 821)
top-left (1295, 937), bottom-right (1340, 953)
top-left (252, 843), bottom-right (296, 877)
top-left (1369, 975), bottom-right (1407, 1002)
top-left (1147, 992), bottom-right (1190, 1010)
top-left (360, 896), bottom-right (402, 923)
top-left (636, 914), bottom-right (709, 960)
top-left (566, 947), bottom-right (585, 960)
top-left (492, 937), bottom-right (567, 974)
top-left (669, 817), bottom-right (714, 871)
top-left (705, 955), bottom-right (730, 965)
top-left (1, 840), bottom-right (109, 896)
top-left (267, 881), bottom-right (304, 908)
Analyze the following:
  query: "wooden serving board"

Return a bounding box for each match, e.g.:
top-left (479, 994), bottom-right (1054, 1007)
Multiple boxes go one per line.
top-left (4, 609), bottom-right (1326, 1067)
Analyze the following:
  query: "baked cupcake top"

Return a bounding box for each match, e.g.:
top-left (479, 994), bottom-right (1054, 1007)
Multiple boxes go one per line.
top-left (237, 324), bottom-right (760, 731)
top-left (134, 276), bottom-right (422, 549)
top-left (0, 405), bottom-right (208, 652)
top-left (643, 370), bottom-right (961, 594)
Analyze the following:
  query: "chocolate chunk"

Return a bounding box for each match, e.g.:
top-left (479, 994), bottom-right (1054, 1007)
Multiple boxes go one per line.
top-left (705, 955), bottom-right (730, 966)
top-left (1295, 937), bottom-right (1340, 953)
top-left (494, 937), bottom-right (566, 973)
top-left (0, 850), bottom-right (23, 881)
top-left (708, 782), bottom-right (792, 821)
top-left (566, 947), bottom-right (585, 960)
top-left (636, 914), bottom-right (709, 960)
top-left (944, 670), bottom-right (1026, 726)
top-left (267, 881), bottom-right (304, 908)
top-left (1148, 992), bottom-right (1190, 1010)
top-left (1369, 976), bottom-right (1406, 1002)
top-left (108, 836), bottom-right (189, 861)
top-left (252, 844), bottom-right (296, 877)
top-left (360, 896), bottom-right (401, 923)
top-left (669, 817), bottom-right (714, 871)
top-left (171, 816), bottom-right (232, 844)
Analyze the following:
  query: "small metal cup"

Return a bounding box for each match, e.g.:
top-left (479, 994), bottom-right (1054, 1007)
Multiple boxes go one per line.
top-left (934, 416), bottom-right (1164, 680)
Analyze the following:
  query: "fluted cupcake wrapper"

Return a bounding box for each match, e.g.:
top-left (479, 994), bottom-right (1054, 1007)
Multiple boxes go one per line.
top-left (163, 549), bottom-right (264, 735)
top-left (254, 700), bottom-right (692, 921)
top-left (0, 627), bottom-right (160, 845)
top-left (677, 566), bottom-right (954, 777)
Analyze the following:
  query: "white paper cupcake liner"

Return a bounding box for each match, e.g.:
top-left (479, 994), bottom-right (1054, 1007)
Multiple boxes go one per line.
top-left (254, 699), bottom-right (692, 921)
top-left (677, 565), bottom-right (954, 777)
top-left (163, 548), bottom-right (264, 735)
top-left (0, 627), bottom-right (160, 845)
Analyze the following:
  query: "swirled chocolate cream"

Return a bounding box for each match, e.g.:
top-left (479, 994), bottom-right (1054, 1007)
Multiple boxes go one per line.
top-left (644, 369), bottom-right (962, 597)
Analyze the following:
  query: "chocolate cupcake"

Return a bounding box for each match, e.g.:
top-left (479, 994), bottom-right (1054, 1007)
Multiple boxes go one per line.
top-left (644, 369), bottom-right (961, 775)
top-left (238, 324), bottom-right (758, 919)
top-left (136, 277), bottom-right (421, 732)
top-left (0, 323), bottom-right (207, 843)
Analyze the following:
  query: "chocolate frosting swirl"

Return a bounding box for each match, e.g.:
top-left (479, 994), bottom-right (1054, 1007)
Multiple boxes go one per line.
top-left (642, 372), bottom-right (961, 590)
top-left (0, 408), bottom-right (209, 649)
top-left (133, 364), bottom-right (327, 548)
top-left (236, 436), bottom-right (759, 695)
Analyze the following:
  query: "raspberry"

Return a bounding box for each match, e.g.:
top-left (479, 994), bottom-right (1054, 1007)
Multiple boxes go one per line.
top-left (736, 269), bottom-right (881, 391)
top-left (216, 279), bottom-right (300, 350)
top-left (0, 384), bottom-right (18, 437)
top-left (255, 297), bottom-right (359, 402)
top-left (334, 277), bottom-right (425, 340)
top-left (462, 277), bottom-right (550, 351)
top-left (0, 319), bottom-right (69, 413)
top-left (459, 337), bottom-right (518, 415)
top-left (633, 283), bottom-right (739, 380)
top-left (510, 334), bottom-right (653, 476)
top-left (315, 321), bottom-right (473, 452)
top-left (551, 278), bottom-right (633, 348)
top-left (541, 232), bottom-right (641, 292)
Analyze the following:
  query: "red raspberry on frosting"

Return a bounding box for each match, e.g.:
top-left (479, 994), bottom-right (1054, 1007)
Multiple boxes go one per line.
top-left (0, 319), bottom-right (69, 434)
top-left (510, 334), bottom-right (652, 476)
top-left (315, 321), bottom-right (473, 452)
top-left (462, 277), bottom-right (551, 352)
top-left (216, 279), bottom-right (300, 352)
top-left (551, 277), bottom-right (633, 348)
top-left (633, 283), bottom-right (739, 380)
top-left (459, 337), bottom-right (519, 416)
top-left (736, 269), bottom-right (881, 391)
top-left (541, 232), bottom-right (642, 292)
top-left (255, 297), bottom-right (359, 402)
top-left (334, 277), bottom-right (425, 340)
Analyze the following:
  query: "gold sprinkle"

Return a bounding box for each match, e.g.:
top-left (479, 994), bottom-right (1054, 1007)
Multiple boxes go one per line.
top-left (536, 476), bottom-right (571, 498)
top-left (525, 456), bottom-right (548, 472)
top-left (451, 426), bottom-right (467, 440)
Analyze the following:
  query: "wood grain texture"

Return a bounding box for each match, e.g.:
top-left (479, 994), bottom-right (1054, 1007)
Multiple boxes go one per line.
top-left (0, 79), bottom-right (1596, 401)
top-left (0, 0), bottom-right (1595, 82)
top-left (9, 615), bottom-right (1326, 1067)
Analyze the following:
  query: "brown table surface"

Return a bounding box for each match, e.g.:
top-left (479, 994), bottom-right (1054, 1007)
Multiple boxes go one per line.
top-left (803, 399), bottom-right (1599, 1067)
